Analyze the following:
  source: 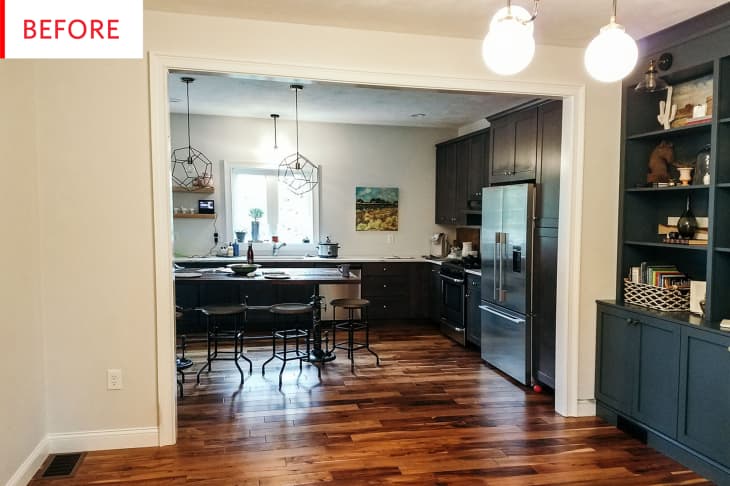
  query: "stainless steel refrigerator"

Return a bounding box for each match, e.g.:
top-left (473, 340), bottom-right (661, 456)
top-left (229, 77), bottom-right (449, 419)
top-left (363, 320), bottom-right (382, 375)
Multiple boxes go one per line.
top-left (479, 183), bottom-right (535, 385)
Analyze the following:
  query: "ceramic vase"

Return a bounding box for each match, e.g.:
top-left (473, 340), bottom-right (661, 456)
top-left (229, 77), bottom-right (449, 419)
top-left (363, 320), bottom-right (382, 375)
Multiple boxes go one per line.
top-left (678, 167), bottom-right (694, 186)
top-left (251, 221), bottom-right (260, 242)
top-left (677, 196), bottom-right (698, 238)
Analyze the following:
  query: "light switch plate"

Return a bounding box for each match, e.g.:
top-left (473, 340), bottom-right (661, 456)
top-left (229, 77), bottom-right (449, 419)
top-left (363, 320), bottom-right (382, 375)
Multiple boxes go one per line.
top-left (107, 369), bottom-right (123, 390)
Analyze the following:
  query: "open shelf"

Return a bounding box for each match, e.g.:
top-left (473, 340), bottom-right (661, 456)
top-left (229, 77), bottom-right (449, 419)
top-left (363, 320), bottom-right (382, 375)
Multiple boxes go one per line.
top-left (624, 240), bottom-right (708, 251)
top-left (719, 117), bottom-right (730, 124)
top-left (172, 186), bottom-right (215, 193)
top-left (716, 247), bottom-right (730, 253)
top-left (625, 185), bottom-right (709, 193)
top-left (174, 213), bottom-right (216, 219)
top-left (626, 121), bottom-right (712, 140)
top-left (716, 183), bottom-right (730, 188)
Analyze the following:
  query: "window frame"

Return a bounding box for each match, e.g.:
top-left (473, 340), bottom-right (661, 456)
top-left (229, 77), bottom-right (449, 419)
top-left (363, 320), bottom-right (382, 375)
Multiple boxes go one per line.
top-left (223, 160), bottom-right (320, 254)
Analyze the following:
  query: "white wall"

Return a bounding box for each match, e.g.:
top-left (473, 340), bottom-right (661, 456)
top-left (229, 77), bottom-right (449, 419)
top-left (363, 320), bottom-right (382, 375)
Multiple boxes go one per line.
top-left (0, 62), bottom-right (46, 485)
top-left (171, 114), bottom-right (455, 257)
top-left (1, 9), bottom-right (621, 462)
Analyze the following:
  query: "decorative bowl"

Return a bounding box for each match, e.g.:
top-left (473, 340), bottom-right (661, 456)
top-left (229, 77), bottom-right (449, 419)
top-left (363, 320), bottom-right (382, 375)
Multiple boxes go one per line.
top-left (226, 263), bottom-right (261, 275)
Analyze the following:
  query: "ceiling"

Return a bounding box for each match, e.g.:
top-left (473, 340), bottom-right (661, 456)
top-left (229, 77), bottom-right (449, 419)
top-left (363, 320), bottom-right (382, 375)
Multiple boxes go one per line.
top-left (146, 0), bottom-right (728, 47)
top-left (168, 72), bottom-right (534, 128)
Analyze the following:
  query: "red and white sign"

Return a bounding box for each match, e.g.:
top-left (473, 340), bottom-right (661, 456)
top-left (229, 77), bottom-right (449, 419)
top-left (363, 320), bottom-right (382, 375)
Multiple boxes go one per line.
top-left (1, 0), bottom-right (142, 59)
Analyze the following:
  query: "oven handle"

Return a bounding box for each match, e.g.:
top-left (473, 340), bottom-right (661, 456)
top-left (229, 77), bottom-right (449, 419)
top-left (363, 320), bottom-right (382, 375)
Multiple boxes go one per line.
top-left (479, 305), bottom-right (525, 324)
top-left (440, 274), bottom-right (465, 285)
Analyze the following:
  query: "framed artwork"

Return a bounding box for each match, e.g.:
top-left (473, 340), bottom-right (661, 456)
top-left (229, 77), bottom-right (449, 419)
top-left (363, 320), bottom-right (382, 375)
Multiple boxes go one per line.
top-left (356, 187), bottom-right (399, 231)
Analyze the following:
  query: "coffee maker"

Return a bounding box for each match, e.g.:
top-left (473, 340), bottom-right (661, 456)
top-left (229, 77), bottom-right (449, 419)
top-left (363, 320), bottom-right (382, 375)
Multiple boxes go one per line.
top-left (429, 233), bottom-right (448, 258)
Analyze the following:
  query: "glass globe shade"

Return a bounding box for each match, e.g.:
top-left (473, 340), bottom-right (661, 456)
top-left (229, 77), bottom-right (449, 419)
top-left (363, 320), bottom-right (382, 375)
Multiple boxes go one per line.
top-left (584, 21), bottom-right (638, 82)
top-left (482, 14), bottom-right (535, 75)
top-left (489, 5), bottom-right (534, 34)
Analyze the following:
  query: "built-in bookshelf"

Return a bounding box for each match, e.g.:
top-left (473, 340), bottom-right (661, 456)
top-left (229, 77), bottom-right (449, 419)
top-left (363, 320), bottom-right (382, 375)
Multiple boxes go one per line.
top-left (617, 52), bottom-right (730, 322)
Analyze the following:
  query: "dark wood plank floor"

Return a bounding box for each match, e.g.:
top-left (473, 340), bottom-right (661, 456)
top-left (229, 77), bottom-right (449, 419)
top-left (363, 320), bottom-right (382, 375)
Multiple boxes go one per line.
top-left (30, 322), bottom-right (712, 485)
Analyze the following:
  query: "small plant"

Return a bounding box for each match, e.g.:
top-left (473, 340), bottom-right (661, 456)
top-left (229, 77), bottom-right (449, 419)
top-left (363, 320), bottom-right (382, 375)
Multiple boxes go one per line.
top-left (249, 208), bottom-right (264, 221)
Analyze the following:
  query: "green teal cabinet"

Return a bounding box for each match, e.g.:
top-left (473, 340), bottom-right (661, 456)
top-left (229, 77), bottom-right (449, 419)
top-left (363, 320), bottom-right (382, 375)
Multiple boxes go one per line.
top-left (678, 327), bottom-right (730, 468)
top-left (595, 305), bottom-right (636, 414)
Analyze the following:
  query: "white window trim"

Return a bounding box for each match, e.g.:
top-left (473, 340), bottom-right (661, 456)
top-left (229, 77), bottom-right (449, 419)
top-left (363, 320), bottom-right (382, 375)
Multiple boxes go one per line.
top-left (223, 160), bottom-right (321, 254)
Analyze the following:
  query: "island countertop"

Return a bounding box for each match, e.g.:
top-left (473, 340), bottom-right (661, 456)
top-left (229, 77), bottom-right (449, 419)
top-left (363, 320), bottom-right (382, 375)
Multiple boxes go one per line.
top-left (175, 267), bottom-right (361, 285)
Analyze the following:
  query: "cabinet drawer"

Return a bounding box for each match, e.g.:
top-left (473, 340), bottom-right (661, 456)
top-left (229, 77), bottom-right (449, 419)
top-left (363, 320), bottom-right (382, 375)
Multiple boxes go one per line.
top-left (362, 262), bottom-right (409, 276)
top-left (367, 296), bottom-right (410, 320)
top-left (362, 276), bottom-right (408, 296)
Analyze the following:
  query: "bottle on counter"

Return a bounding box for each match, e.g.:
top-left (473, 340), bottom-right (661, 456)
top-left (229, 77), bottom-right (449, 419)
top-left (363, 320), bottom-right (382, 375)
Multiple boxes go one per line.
top-left (247, 241), bottom-right (254, 264)
top-left (232, 240), bottom-right (240, 257)
top-left (227, 242), bottom-right (234, 257)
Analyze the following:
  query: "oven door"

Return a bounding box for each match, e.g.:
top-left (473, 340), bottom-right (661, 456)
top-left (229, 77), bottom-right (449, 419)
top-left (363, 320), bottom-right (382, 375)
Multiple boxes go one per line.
top-left (440, 274), bottom-right (466, 346)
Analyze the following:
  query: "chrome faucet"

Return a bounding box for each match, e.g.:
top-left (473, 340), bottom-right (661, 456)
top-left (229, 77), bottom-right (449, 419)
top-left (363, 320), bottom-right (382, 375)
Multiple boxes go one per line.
top-left (272, 242), bottom-right (287, 256)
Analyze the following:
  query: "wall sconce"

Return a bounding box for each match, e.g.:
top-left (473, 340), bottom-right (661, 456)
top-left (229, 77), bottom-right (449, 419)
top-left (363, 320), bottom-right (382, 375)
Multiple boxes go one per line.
top-left (635, 53), bottom-right (673, 92)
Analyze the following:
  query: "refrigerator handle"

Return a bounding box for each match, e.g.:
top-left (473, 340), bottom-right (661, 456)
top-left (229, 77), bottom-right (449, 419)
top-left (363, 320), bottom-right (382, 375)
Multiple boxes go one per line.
top-left (493, 235), bottom-right (499, 300)
top-left (479, 305), bottom-right (525, 324)
top-left (499, 232), bottom-right (505, 302)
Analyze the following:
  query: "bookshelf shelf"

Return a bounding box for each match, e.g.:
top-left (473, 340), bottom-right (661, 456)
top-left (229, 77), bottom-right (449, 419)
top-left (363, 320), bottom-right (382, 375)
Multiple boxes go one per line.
top-left (624, 240), bottom-right (708, 252)
top-left (625, 185), bottom-right (709, 193)
top-left (716, 182), bottom-right (730, 188)
top-left (626, 121), bottom-right (712, 140)
top-left (716, 247), bottom-right (730, 253)
top-left (719, 117), bottom-right (730, 124)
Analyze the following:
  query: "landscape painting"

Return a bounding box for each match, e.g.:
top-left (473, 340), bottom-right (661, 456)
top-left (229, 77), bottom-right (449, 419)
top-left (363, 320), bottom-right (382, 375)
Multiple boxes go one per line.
top-left (356, 187), bottom-right (399, 231)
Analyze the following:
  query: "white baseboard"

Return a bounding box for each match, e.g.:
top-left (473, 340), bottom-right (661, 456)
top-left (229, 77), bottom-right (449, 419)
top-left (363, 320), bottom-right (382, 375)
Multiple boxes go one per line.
top-left (577, 399), bottom-right (597, 416)
top-left (47, 426), bottom-right (159, 453)
top-left (6, 436), bottom-right (49, 486)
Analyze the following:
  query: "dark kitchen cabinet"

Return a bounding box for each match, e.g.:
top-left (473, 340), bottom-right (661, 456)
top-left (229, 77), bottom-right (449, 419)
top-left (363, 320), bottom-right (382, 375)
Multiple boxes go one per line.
top-left (533, 227), bottom-right (558, 388)
top-left (466, 274), bottom-right (481, 347)
top-left (535, 100), bottom-right (562, 228)
top-left (429, 264), bottom-right (442, 323)
top-left (595, 305), bottom-right (636, 414)
top-left (489, 105), bottom-right (538, 184)
top-left (435, 129), bottom-right (489, 225)
top-left (677, 327), bottom-right (730, 467)
top-left (361, 262), bottom-right (430, 320)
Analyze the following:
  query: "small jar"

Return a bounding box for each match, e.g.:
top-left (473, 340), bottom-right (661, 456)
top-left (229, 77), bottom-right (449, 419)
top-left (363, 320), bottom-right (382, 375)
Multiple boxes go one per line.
top-left (694, 145), bottom-right (711, 185)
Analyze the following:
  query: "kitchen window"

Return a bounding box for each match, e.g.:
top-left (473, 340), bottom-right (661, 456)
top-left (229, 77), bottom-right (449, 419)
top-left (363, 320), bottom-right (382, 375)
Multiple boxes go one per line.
top-left (224, 163), bottom-right (319, 248)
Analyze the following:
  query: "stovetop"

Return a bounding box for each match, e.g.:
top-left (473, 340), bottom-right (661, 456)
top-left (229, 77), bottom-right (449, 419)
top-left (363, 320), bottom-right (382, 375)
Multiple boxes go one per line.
top-left (440, 255), bottom-right (480, 278)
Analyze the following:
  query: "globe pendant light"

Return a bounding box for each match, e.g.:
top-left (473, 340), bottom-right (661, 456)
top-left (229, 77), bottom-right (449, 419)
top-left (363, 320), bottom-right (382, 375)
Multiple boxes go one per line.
top-left (584, 0), bottom-right (638, 83)
top-left (170, 77), bottom-right (213, 190)
top-left (278, 85), bottom-right (319, 196)
top-left (482, 1), bottom-right (538, 76)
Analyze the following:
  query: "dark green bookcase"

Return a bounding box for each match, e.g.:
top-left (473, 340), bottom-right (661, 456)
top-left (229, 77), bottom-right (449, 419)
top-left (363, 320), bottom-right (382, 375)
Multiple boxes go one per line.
top-left (617, 50), bottom-right (730, 324)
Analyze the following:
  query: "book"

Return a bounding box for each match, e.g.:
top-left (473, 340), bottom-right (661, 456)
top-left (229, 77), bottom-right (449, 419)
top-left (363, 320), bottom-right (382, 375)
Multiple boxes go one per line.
top-left (658, 224), bottom-right (708, 240)
top-left (630, 266), bottom-right (641, 283)
top-left (667, 217), bottom-right (708, 229)
top-left (662, 238), bottom-right (708, 246)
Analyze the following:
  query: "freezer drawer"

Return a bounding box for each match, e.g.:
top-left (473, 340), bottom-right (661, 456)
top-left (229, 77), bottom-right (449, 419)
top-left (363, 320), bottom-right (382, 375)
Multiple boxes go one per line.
top-left (480, 302), bottom-right (531, 385)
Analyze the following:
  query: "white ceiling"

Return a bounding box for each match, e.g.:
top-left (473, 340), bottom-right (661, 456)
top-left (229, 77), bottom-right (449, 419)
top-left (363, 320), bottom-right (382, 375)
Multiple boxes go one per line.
top-left (146, 0), bottom-right (728, 47)
top-left (168, 73), bottom-right (535, 128)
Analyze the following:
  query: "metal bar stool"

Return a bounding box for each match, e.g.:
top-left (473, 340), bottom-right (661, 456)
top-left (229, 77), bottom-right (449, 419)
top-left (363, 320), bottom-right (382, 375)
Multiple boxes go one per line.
top-left (175, 307), bottom-right (194, 398)
top-left (262, 303), bottom-right (320, 389)
top-left (331, 298), bottom-right (380, 372)
top-left (195, 304), bottom-right (252, 385)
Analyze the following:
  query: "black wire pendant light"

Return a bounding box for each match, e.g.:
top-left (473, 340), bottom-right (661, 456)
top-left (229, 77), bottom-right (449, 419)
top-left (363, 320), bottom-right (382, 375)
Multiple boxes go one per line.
top-left (278, 84), bottom-right (319, 196)
top-left (170, 77), bottom-right (213, 190)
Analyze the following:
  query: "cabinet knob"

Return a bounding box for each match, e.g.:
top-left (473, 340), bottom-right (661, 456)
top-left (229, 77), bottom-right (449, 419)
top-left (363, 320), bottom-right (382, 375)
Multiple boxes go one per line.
top-left (383, 284), bottom-right (387, 288)
top-left (383, 267), bottom-right (387, 272)
top-left (383, 304), bottom-right (388, 309)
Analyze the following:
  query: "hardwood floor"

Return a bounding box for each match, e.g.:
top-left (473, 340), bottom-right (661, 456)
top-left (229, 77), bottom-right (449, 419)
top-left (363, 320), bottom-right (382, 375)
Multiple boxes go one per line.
top-left (30, 322), bottom-right (712, 485)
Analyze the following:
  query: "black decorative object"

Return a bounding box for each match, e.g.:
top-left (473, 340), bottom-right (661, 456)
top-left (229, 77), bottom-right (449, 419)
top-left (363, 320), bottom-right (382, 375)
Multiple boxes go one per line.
top-left (171, 77), bottom-right (213, 191)
top-left (278, 85), bottom-right (319, 196)
top-left (677, 195), bottom-right (698, 238)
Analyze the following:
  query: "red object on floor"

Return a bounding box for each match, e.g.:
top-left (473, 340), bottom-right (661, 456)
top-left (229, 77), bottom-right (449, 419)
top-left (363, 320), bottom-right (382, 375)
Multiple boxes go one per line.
top-left (533, 384), bottom-right (543, 393)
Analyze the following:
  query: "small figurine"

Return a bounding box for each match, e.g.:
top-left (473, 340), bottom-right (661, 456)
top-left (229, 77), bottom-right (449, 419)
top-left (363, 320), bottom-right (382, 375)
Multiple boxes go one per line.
top-left (657, 87), bottom-right (676, 130)
top-left (647, 140), bottom-right (677, 183)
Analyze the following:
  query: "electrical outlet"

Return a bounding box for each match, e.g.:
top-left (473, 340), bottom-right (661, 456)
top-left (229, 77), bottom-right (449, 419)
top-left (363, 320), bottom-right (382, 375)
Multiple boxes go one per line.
top-left (386, 234), bottom-right (395, 244)
top-left (107, 369), bottom-right (123, 390)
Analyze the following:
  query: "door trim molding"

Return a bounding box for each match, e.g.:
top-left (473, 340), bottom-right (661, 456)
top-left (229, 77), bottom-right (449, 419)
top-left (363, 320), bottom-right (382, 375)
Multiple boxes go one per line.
top-left (148, 53), bottom-right (589, 445)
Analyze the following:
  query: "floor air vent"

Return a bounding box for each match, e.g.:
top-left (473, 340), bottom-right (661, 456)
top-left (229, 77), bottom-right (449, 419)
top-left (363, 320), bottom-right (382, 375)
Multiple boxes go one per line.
top-left (40, 452), bottom-right (84, 478)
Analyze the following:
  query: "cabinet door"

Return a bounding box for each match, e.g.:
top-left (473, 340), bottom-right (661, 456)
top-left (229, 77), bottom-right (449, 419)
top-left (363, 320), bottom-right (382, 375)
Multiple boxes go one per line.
top-left (435, 145), bottom-right (449, 225)
top-left (466, 275), bottom-right (481, 346)
top-left (631, 316), bottom-right (680, 438)
top-left (467, 132), bottom-right (488, 201)
top-left (490, 116), bottom-right (515, 182)
top-left (595, 305), bottom-right (636, 414)
top-left (454, 139), bottom-right (470, 224)
top-left (678, 327), bottom-right (730, 467)
top-left (533, 228), bottom-right (558, 388)
top-left (536, 101), bottom-right (562, 228)
top-left (513, 107), bottom-right (538, 179)
top-left (429, 265), bottom-right (442, 323)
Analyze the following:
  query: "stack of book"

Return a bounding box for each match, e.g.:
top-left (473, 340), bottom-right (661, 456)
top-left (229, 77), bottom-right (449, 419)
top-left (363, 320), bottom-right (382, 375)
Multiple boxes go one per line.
top-left (657, 216), bottom-right (708, 246)
top-left (628, 262), bottom-right (690, 289)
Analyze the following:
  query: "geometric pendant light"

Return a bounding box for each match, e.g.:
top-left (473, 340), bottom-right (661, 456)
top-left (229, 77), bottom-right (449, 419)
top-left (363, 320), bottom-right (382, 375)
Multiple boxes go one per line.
top-left (278, 84), bottom-right (319, 196)
top-left (170, 77), bottom-right (213, 190)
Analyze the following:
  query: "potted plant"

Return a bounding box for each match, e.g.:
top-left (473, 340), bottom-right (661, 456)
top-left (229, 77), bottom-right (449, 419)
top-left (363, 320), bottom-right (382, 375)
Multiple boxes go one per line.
top-left (249, 208), bottom-right (263, 242)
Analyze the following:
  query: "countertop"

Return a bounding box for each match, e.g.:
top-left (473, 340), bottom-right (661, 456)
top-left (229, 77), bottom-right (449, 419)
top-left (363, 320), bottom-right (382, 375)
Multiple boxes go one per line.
top-left (175, 267), bottom-right (361, 284)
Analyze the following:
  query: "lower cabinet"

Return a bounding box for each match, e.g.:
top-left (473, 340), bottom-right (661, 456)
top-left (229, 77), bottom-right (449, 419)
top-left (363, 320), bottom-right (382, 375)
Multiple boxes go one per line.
top-left (429, 264), bottom-right (442, 323)
top-left (361, 262), bottom-right (428, 320)
top-left (466, 274), bottom-right (481, 346)
top-left (596, 302), bottom-right (730, 481)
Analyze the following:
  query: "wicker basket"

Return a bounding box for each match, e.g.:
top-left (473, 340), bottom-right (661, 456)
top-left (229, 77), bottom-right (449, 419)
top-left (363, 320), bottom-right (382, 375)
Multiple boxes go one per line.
top-left (623, 278), bottom-right (690, 312)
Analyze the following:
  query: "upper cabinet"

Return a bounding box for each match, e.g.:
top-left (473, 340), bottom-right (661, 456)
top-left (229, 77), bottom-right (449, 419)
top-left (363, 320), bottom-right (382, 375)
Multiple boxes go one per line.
top-left (489, 104), bottom-right (539, 183)
top-left (535, 100), bottom-right (563, 228)
top-left (435, 129), bottom-right (489, 225)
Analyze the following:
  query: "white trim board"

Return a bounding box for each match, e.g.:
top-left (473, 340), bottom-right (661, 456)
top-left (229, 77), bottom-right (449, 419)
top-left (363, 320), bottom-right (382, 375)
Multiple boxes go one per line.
top-left (5, 427), bottom-right (158, 486)
top-left (149, 53), bottom-right (590, 446)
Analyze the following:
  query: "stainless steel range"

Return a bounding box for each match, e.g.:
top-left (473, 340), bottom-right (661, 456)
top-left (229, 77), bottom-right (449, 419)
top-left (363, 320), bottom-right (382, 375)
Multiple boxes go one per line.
top-left (439, 256), bottom-right (479, 346)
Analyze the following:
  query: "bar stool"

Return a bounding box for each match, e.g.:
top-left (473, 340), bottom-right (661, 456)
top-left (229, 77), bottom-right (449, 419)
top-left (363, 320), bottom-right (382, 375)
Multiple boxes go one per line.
top-left (331, 298), bottom-right (380, 372)
top-left (262, 303), bottom-right (320, 388)
top-left (196, 304), bottom-right (252, 385)
top-left (175, 307), bottom-right (194, 398)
